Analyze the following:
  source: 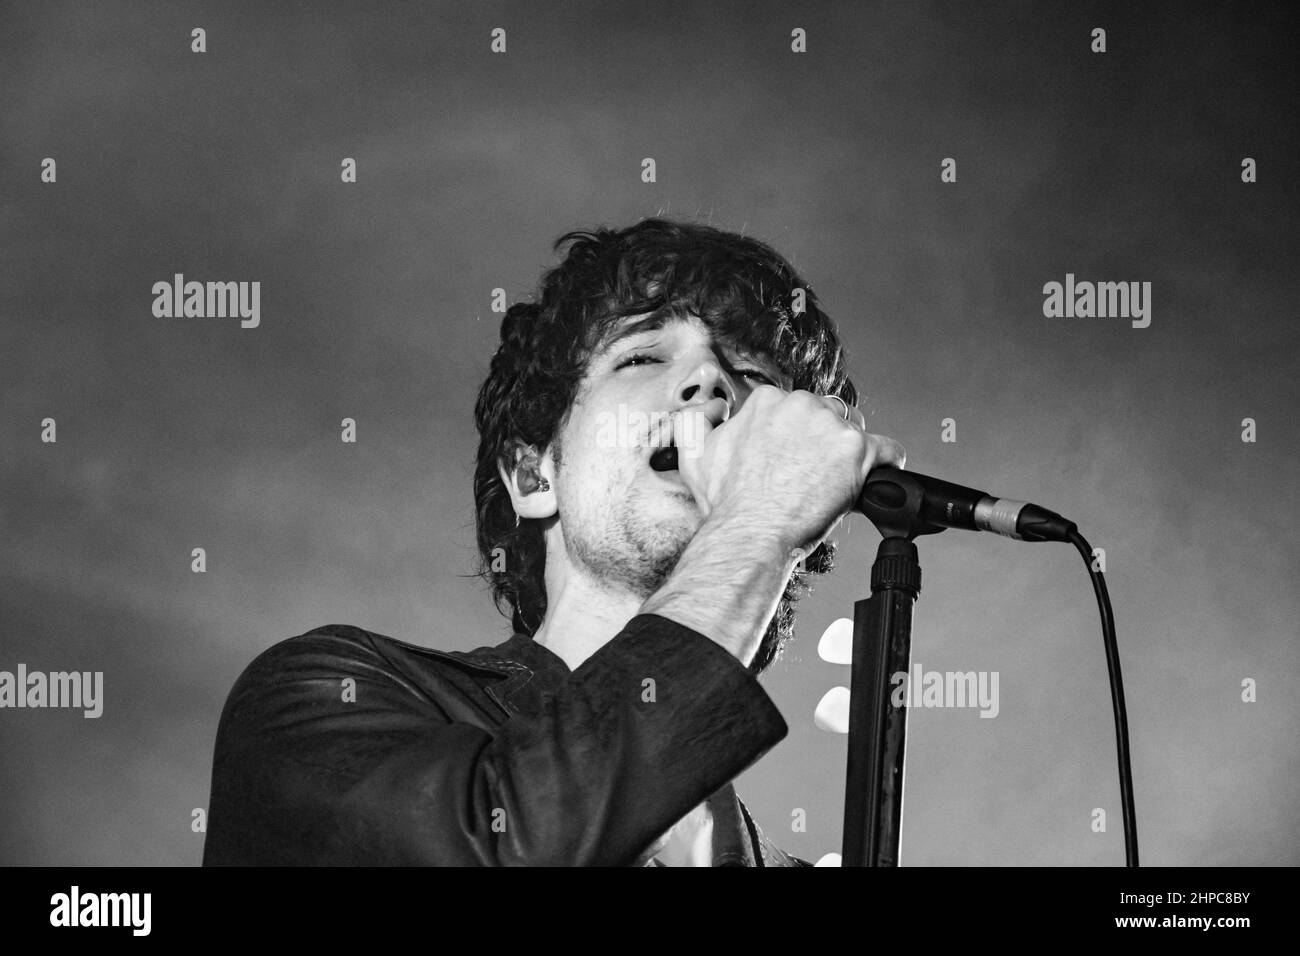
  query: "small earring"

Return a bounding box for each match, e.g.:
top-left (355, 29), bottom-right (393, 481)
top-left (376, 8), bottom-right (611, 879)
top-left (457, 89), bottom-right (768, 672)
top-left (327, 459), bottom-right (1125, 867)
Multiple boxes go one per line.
top-left (515, 513), bottom-right (521, 528)
top-left (538, 477), bottom-right (550, 492)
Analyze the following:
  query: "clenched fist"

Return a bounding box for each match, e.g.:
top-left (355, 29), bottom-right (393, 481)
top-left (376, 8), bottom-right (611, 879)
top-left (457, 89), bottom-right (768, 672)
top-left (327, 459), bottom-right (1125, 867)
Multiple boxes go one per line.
top-left (670, 386), bottom-right (906, 559)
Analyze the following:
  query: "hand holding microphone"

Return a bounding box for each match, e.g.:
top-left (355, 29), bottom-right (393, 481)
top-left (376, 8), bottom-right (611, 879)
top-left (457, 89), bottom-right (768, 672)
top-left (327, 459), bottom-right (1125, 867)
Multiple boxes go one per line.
top-left (671, 386), bottom-right (906, 558)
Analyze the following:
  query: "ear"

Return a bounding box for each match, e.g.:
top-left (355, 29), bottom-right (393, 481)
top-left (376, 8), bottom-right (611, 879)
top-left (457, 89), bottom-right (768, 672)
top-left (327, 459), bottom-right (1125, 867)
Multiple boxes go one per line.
top-left (497, 440), bottom-right (558, 521)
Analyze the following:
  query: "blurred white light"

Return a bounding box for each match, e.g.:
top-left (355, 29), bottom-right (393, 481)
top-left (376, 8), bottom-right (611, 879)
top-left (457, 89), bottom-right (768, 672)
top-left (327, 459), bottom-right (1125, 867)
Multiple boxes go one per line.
top-left (814, 685), bottom-right (851, 734)
top-left (817, 617), bottom-right (854, 665)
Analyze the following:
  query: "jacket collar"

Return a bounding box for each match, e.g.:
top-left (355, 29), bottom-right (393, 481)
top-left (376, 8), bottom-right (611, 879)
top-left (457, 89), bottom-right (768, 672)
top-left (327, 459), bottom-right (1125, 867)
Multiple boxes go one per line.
top-left (461, 631), bottom-right (564, 714)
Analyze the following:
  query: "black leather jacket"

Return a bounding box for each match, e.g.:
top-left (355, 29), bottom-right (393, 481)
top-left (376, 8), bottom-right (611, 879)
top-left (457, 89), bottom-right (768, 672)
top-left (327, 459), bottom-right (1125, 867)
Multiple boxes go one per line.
top-left (203, 613), bottom-right (810, 866)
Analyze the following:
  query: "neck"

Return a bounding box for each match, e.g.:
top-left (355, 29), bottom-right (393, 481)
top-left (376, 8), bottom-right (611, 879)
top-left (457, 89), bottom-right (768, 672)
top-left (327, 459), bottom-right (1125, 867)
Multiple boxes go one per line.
top-left (530, 531), bottom-right (645, 671)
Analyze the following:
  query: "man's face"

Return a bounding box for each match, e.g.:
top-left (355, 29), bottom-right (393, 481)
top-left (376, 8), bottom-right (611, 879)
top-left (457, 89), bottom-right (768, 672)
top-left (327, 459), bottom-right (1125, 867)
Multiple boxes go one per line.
top-left (550, 312), bottom-right (788, 599)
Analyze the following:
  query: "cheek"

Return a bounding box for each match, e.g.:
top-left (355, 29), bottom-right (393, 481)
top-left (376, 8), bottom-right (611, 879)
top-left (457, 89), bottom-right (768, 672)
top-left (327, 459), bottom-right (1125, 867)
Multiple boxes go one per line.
top-left (558, 431), bottom-right (633, 495)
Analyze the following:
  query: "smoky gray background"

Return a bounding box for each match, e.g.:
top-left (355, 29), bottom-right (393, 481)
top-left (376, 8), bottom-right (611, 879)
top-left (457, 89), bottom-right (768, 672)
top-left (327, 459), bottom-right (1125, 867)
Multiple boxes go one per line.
top-left (1, 0), bottom-right (1296, 866)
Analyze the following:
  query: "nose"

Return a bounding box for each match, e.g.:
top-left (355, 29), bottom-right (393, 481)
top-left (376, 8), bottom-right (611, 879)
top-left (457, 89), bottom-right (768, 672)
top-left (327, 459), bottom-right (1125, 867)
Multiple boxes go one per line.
top-left (677, 359), bottom-right (736, 422)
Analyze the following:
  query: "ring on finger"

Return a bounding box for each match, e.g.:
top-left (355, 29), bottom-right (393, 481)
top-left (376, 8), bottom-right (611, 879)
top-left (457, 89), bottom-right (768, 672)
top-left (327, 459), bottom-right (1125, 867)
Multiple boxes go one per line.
top-left (822, 394), bottom-right (850, 421)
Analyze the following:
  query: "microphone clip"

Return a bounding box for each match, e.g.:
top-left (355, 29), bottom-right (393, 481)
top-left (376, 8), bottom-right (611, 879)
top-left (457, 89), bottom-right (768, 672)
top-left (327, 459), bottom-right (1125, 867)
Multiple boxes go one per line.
top-left (857, 468), bottom-right (948, 541)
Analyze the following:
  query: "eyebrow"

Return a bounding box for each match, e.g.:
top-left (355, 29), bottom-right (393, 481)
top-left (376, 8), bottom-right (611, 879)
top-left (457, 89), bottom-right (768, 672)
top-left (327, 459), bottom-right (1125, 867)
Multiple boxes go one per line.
top-left (592, 312), bottom-right (672, 360)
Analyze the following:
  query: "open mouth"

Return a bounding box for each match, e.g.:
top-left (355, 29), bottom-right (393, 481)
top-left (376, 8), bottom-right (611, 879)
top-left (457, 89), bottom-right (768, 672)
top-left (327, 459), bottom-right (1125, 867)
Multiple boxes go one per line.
top-left (647, 433), bottom-right (692, 500)
top-left (647, 418), bottom-right (678, 472)
top-left (648, 444), bottom-right (678, 472)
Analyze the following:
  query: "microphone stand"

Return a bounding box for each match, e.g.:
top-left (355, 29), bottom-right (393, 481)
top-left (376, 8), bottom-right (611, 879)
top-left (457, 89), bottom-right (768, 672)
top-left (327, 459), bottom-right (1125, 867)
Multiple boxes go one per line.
top-left (842, 471), bottom-right (946, 867)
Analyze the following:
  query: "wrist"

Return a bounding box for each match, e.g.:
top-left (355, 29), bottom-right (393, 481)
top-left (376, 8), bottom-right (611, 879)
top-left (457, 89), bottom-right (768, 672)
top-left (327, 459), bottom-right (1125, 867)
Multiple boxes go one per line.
top-left (699, 507), bottom-right (798, 564)
top-left (639, 513), bottom-right (798, 666)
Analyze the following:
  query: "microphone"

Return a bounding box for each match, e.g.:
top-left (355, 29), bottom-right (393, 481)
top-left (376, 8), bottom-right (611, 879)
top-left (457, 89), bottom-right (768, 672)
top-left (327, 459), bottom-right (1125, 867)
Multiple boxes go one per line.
top-left (857, 467), bottom-right (1077, 542)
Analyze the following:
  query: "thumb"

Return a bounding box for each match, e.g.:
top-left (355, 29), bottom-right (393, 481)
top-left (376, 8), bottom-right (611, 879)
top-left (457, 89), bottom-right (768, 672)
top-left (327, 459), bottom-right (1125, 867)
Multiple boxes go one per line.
top-left (673, 406), bottom-right (717, 518)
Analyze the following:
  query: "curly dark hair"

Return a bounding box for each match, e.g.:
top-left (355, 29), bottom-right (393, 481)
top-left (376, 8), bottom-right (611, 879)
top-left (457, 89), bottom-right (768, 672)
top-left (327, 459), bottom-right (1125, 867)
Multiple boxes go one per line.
top-left (472, 218), bottom-right (859, 675)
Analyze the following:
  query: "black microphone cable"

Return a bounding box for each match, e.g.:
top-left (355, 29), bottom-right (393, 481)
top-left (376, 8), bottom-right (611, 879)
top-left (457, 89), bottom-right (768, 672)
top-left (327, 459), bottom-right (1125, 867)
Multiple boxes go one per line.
top-left (1066, 528), bottom-right (1139, 867)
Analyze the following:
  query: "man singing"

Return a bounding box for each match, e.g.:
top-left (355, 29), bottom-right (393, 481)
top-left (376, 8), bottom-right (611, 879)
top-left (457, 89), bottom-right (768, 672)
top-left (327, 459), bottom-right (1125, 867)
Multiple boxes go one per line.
top-left (202, 218), bottom-right (905, 866)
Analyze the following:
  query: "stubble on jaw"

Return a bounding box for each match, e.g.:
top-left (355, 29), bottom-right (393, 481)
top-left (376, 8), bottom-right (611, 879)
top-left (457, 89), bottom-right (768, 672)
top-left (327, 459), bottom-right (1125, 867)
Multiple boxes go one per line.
top-left (560, 469), bottom-right (699, 603)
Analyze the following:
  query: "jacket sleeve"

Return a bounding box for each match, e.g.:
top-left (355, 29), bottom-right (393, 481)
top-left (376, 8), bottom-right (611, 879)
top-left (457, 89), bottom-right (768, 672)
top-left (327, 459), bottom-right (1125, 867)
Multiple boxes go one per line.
top-left (203, 613), bottom-right (788, 866)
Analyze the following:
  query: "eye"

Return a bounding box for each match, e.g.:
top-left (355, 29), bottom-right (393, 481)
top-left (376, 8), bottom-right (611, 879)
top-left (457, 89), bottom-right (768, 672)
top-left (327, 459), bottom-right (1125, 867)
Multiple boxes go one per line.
top-left (615, 352), bottom-right (662, 370)
top-left (735, 368), bottom-right (776, 386)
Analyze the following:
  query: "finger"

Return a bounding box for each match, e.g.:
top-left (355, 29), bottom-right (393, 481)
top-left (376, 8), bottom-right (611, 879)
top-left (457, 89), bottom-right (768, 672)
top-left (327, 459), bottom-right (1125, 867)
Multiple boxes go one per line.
top-left (672, 406), bottom-right (717, 517)
top-left (674, 404), bottom-right (719, 464)
top-left (881, 436), bottom-right (907, 470)
top-left (853, 434), bottom-right (904, 491)
top-left (864, 434), bottom-right (907, 470)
